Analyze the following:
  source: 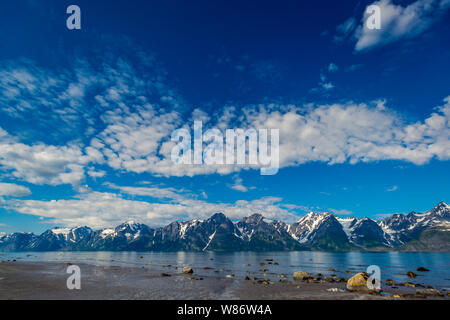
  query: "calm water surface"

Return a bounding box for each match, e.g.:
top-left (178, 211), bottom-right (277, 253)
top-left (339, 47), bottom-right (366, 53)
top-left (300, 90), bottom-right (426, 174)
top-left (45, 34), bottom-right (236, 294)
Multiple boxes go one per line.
top-left (2, 251), bottom-right (449, 290)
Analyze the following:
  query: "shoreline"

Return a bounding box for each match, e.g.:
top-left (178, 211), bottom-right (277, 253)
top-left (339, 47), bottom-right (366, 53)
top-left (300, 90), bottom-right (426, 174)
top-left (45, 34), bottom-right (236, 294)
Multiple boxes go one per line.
top-left (0, 259), bottom-right (448, 300)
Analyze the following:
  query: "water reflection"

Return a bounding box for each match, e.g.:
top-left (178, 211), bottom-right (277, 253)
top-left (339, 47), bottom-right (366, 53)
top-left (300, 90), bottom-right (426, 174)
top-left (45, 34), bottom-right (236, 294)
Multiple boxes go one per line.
top-left (3, 251), bottom-right (449, 289)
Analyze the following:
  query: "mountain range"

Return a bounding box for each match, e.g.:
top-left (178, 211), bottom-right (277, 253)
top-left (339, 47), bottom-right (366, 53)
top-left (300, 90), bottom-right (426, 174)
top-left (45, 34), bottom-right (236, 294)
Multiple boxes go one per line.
top-left (1, 202), bottom-right (449, 252)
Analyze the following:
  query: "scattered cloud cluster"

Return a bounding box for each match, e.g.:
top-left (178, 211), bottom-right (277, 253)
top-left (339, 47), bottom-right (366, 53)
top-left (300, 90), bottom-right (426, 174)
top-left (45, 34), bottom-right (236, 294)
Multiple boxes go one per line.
top-left (236, 98), bottom-right (450, 168)
top-left (311, 63), bottom-right (337, 93)
top-left (81, 96), bottom-right (450, 178)
top-left (0, 48), bottom-right (449, 227)
top-left (0, 56), bottom-right (449, 184)
top-left (7, 188), bottom-right (298, 228)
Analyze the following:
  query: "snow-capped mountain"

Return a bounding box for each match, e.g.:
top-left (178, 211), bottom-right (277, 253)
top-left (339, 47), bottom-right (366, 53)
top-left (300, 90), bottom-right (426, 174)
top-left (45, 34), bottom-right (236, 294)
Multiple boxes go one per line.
top-left (288, 212), bottom-right (352, 250)
top-left (378, 201), bottom-right (450, 245)
top-left (346, 217), bottom-right (391, 248)
top-left (236, 214), bottom-right (304, 250)
top-left (151, 212), bottom-right (243, 251)
top-left (0, 232), bottom-right (36, 251)
top-left (90, 221), bottom-right (155, 251)
top-left (29, 226), bottom-right (94, 250)
top-left (0, 202), bottom-right (448, 252)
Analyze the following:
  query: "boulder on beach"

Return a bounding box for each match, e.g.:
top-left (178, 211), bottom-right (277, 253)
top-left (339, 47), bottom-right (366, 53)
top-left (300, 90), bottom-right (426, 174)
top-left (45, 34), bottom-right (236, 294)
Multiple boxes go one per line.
top-left (183, 266), bottom-right (193, 274)
top-left (346, 272), bottom-right (369, 292)
top-left (226, 274), bottom-right (234, 279)
top-left (416, 288), bottom-right (443, 297)
top-left (293, 271), bottom-right (311, 281)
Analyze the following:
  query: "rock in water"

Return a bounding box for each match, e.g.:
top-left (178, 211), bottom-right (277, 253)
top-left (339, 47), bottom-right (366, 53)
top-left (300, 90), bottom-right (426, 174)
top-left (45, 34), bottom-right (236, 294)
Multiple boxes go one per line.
top-left (293, 271), bottom-right (311, 281)
top-left (406, 271), bottom-right (417, 278)
top-left (385, 279), bottom-right (395, 286)
top-left (183, 266), bottom-right (193, 274)
top-left (346, 272), bottom-right (369, 292)
top-left (417, 267), bottom-right (429, 272)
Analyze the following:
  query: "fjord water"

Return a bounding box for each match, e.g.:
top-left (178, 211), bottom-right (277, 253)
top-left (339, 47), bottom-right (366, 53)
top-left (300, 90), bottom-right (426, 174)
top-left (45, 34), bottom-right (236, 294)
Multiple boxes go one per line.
top-left (4, 251), bottom-right (450, 290)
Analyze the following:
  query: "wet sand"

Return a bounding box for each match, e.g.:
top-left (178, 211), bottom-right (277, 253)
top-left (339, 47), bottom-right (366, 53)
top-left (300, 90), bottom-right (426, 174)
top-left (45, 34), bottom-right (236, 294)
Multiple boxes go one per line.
top-left (0, 260), bottom-right (447, 300)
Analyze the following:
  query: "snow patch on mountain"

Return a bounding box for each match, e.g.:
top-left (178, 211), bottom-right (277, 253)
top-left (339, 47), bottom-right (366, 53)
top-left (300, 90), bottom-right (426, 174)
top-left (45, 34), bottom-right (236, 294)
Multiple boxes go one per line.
top-left (336, 217), bottom-right (357, 239)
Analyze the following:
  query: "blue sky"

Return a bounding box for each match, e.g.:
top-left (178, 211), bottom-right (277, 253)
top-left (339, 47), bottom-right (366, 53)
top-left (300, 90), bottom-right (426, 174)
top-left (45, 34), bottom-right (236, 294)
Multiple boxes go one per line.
top-left (0, 0), bottom-right (449, 234)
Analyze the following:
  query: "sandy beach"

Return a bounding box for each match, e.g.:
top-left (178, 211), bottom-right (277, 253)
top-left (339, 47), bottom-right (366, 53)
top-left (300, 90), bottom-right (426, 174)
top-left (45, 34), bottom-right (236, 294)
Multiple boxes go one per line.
top-left (0, 259), bottom-right (447, 300)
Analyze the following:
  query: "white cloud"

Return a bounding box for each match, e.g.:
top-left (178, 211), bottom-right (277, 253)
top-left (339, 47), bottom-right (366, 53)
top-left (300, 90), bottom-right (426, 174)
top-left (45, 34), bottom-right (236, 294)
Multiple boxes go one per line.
top-left (329, 208), bottom-right (354, 215)
top-left (345, 64), bottom-right (364, 72)
top-left (328, 63), bottom-right (339, 72)
top-left (106, 183), bottom-right (191, 201)
top-left (387, 185), bottom-right (398, 192)
top-left (354, 0), bottom-right (450, 51)
top-left (87, 169), bottom-right (106, 178)
top-left (0, 182), bottom-right (31, 197)
top-left (334, 17), bottom-right (357, 43)
top-left (241, 97), bottom-right (450, 168)
top-left (87, 95), bottom-right (450, 177)
top-left (229, 176), bottom-right (253, 192)
top-left (231, 184), bottom-right (248, 193)
top-left (312, 74), bottom-right (335, 92)
top-left (321, 82), bottom-right (334, 90)
top-left (7, 189), bottom-right (299, 228)
top-left (0, 130), bottom-right (91, 186)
